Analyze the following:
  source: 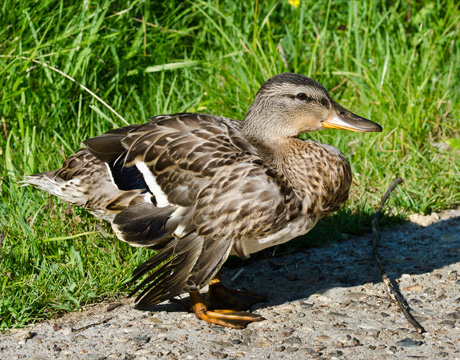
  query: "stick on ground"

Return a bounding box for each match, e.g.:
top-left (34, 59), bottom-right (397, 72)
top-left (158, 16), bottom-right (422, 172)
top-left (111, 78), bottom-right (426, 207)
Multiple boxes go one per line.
top-left (372, 177), bottom-right (426, 334)
top-left (71, 317), bottom-right (113, 334)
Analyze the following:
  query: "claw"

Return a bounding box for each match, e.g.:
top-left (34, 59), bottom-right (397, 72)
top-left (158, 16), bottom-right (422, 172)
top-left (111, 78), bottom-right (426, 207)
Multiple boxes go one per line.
top-left (190, 291), bottom-right (265, 329)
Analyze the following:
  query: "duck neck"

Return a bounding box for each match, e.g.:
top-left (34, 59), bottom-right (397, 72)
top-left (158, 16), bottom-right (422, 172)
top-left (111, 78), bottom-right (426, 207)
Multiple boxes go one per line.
top-left (242, 127), bottom-right (286, 168)
top-left (242, 108), bottom-right (298, 160)
top-left (243, 121), bottom-right (306, 193)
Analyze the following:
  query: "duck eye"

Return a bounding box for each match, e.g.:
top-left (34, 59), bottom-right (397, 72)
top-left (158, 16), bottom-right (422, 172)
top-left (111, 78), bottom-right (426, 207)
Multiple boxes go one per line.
top-left (296, 93), bottom-right (307, 100)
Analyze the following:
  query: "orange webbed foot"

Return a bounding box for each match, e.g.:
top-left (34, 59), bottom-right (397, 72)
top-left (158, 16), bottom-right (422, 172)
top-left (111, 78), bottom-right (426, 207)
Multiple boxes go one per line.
top-left (190, 291), bottom-right (265, 329)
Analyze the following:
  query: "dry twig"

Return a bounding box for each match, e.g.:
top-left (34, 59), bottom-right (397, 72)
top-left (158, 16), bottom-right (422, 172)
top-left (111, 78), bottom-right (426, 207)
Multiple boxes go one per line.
top-left (71, 317), bottom-right (112, 334)
top-left (372, 177), bottom-right (425, 334)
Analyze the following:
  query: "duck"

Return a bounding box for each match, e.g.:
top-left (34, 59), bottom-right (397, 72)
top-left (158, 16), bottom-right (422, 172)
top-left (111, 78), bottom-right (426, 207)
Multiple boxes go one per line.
top-left (24, 73), bottom-right (382, 328)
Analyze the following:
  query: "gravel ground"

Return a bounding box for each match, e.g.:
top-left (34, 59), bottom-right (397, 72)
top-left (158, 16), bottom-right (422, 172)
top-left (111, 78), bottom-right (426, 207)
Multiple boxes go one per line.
top-left (2, 209), bottom-right (460, 360)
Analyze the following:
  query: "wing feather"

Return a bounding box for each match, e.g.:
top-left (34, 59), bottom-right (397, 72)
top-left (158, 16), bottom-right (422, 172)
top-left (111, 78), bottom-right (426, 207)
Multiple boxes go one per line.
top-left (79, 113), bottom-right (302, 304)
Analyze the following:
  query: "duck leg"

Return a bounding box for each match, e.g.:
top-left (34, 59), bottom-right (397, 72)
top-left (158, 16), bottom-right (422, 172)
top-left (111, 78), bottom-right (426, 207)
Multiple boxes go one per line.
top-left (204, 271), bottom-right (267, 311)
top-left (190, 291), bottom-right (264, 329)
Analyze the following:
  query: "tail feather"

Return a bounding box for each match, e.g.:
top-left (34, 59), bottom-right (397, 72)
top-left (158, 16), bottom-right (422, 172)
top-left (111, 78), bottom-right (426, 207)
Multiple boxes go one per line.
top-left (22, 171), bottom-right (88, 207)
top-left (133, 234), bottom-right (204, 309)
top-left (22, 149), bottom-right (146, 222)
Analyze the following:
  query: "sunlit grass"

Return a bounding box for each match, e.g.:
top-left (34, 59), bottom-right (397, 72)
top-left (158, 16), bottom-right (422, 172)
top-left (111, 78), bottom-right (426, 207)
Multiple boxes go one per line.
top-left (1, 0), bottom-right (459, 329)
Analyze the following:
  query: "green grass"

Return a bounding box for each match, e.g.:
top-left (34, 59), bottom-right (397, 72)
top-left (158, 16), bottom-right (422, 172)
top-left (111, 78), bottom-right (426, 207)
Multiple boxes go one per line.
top-left (1, 0), bottom-right (459, 329)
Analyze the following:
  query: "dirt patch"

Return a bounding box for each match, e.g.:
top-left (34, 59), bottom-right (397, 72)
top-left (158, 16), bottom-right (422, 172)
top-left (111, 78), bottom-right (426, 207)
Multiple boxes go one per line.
top-left (2, 209), bottom-right (460, 359)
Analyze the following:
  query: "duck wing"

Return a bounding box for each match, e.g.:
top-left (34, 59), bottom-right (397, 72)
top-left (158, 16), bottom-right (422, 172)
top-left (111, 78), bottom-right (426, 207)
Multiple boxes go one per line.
top-left (84, 113), bottom-right (302, 306)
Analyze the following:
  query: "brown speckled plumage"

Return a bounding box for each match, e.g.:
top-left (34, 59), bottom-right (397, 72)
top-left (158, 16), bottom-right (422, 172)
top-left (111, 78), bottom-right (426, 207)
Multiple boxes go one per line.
top-left (24, 73), bottom-right (381, 318)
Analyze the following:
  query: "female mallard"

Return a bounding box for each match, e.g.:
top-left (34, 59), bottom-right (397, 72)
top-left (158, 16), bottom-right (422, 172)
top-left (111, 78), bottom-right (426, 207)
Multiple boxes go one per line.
top-left (25, 73), bottom-right (381, 328)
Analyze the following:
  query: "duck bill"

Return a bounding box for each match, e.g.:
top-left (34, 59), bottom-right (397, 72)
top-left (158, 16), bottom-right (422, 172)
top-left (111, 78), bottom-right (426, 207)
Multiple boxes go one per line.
top-left (322, 103), bottom-right (382, 133)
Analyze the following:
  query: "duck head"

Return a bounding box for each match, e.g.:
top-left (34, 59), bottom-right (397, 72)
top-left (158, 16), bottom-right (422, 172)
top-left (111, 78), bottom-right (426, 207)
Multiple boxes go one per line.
top-left (242, 73), bottom-right (382, 142)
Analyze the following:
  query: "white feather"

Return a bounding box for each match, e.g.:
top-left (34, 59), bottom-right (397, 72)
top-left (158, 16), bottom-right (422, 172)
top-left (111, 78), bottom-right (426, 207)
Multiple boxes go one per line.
top-left (174, 223), bottom-right (187, 237)
top-left (136, 162), bottom-right (170, 207)
top-left (105, 163), bottom-right (117, 187)
top-left (171, 206), bottom-right (188, 237)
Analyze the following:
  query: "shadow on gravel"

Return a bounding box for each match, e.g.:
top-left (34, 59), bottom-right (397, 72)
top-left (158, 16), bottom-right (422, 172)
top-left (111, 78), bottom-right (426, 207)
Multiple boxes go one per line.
top-left (142, 212), bottom-right (460, 313)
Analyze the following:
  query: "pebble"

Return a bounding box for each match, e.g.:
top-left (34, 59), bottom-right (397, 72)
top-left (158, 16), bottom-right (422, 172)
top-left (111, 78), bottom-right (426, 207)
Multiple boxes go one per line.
top-left (446, 271), bottom-right (457, 281)
top-left (315, 335), bottom-right (331, 342)
top-left (147, 317), bottom-right (163, 324)
top-left (439, 320), bottom-right (455, 328)
top-left (328, 350), bottom-right (344, 357)
top-left (254, 336), bottom-right (273, 348)
top-left (85, 355), bottom-right (107, 360)
top-left (345, 292), bottom-right (368, 301)
top-left (328, 311), bottom-right (349, 319)
top-left (283, 336), bottom-right (302, 344)
top-left (395, 338), bottom-right (424, 347)
top-left (446, 311), bottom-right (460, 320)
top-left (351, 337), bottom-right (360, 346)
top-left (209, 351), bottom-right (227, 359)
top-left (14, 330), bottom-right (34, 340)
top-left (132, 335), bottom-right (150, 344)
top-left (403, 284), bottom-right (422, 291)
